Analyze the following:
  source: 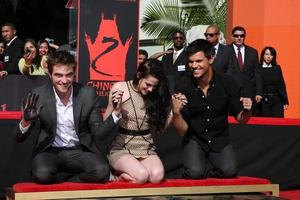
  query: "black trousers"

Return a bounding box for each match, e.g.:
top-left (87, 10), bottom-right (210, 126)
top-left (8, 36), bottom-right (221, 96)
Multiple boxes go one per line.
top-left (182, 139), bottom-right (237, 179)
top-left (261, 95), bottom-right (284, 117)
top-left (31, 146), bottom-right (109, 184)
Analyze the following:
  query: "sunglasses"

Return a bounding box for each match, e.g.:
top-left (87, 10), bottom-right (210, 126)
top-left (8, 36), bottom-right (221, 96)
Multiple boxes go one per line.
top-left (173, 36), bottom-right (184, 40)
top-left (233, 34), bottom-right (245, 38)
top-left (204, 33), bottom-right (218, 37)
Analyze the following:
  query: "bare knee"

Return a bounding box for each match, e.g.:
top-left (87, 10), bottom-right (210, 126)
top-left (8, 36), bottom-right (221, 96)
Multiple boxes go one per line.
top-left (134, 168), bottom-right (149, 184)
top-left (149, 167), bottom-right (164, 183)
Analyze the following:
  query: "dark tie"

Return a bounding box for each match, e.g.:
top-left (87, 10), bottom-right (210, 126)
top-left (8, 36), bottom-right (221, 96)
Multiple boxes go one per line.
top-left (237, 47), bottom-right (243, 70)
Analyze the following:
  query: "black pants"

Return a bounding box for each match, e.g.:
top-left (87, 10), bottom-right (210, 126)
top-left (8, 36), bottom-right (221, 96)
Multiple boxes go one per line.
top-left (261, 95), bottom-right (284, 117)
top-left (31, 147), bottom-right (109, 184)
top-left (182, 139), bottom-right (237, 179)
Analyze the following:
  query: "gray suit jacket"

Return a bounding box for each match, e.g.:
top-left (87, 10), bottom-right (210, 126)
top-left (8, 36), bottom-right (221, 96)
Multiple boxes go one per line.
top-left (16, 82), bottom-right (117, 157)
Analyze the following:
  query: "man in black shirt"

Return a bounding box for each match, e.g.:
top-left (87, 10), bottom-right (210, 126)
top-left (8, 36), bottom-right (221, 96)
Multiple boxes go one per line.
top-left (172, 39), bottom-right (252, 179)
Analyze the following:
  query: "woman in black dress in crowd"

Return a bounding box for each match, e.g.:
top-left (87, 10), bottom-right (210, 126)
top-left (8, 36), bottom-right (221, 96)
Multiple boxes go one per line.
top-left (258, 46), bottom-right (289, 117)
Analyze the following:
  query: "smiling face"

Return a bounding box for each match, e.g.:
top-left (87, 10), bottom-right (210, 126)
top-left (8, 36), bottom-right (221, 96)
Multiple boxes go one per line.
top-left (49, 64), bottom-right (75, 97)
top-left (188, 51), bottom-right (214, 80)
top-left (39, 42), bottom-right (50, 56)
top-left (137, 75), bottom-right (159, 96)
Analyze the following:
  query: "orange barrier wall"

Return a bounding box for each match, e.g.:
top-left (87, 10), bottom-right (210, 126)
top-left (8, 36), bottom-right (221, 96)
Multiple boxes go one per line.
top-left (227, 0), bottom-right (300, 118)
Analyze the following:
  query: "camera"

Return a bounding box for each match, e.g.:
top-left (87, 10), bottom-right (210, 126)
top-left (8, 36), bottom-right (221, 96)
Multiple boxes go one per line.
top-left (25, 48), bottom-right (31, 54)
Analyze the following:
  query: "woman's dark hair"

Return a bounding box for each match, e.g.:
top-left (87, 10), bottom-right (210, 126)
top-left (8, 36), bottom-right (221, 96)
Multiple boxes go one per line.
top-left (132, 59), bottom-right (172, 134)
top-left (24, 38), bottom-right (42, 70)
top-left (260, 46), bottom-right (277, 66)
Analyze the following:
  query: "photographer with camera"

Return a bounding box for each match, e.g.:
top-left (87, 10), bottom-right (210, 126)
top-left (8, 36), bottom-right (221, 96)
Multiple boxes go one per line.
top-left (18, 38), bottom-right (48, 75)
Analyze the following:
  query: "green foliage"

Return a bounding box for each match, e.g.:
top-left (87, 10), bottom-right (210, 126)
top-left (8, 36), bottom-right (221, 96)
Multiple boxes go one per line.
top-left (141, 0), bottom-right (227, 46)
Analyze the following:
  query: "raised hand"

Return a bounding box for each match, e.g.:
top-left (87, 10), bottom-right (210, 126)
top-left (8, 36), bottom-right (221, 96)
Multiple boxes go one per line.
top-left (111, 90), bottom-right (124, 117)
top-left (22, 93), bottom-right (42, 122)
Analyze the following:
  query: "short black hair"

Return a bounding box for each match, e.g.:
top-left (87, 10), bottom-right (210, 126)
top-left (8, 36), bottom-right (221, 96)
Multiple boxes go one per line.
top-left (172, 30), bottom-right (185, 39)
top-left (139, 49), bottom-right (148, 58)
top-left (186, 39), bottom-right (214, 59)
top-left (231, 26), bottom-right (246, 35)
top-left (1, 22), bottom-right (16, 30)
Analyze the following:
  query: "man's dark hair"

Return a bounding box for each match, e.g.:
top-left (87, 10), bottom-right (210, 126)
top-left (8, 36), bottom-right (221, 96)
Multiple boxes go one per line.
top-left (139, 49), bottom-right (148, 58)
top-left (231, 26), bottom-right (246, 35)
top-left (1, 22), bottom-right (16, 30)
top-left (47, 51), bottom-right (76, 74)
top-left (172, 30), bottom-right (185, 39)
top-left (186, 39), bottom-right (214, 59)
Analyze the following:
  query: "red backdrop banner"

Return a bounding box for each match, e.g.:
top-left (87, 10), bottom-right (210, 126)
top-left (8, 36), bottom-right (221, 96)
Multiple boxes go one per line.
top-left (77, 0), bottom-right (139, 110)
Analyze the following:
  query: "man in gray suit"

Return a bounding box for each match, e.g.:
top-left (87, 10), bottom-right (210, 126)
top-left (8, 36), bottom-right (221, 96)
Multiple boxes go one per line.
top-left (16, 51), bottom-right (123, 184)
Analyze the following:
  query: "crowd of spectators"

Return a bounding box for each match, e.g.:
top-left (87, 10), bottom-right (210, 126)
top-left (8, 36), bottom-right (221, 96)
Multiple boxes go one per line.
top-left (0, 22), bottom-right (59, 78)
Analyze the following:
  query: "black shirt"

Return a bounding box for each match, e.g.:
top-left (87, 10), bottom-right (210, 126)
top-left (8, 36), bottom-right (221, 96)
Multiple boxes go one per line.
top-left (175, 70), bottom-right (243, 152)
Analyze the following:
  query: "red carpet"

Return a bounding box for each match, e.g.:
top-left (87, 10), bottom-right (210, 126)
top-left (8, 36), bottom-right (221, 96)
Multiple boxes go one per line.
top-left (280, 190), bottom-right (300, 200)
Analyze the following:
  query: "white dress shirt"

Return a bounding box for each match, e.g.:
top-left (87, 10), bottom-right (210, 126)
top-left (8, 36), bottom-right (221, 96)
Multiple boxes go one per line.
top-left (173, 48), bottom-right (184, 63)
top-left (52, 86), bottom-right (79, 147)
top-left (214, 43), bottom-right (220, 57)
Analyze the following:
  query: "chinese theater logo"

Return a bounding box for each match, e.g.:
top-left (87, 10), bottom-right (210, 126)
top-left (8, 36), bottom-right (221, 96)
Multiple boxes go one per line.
top-left (85, 14), bottom-right (132, 81)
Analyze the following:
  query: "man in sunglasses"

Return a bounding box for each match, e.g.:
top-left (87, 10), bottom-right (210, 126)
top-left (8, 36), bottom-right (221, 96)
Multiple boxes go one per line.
top-left (227, 26), bottom-right (263, 116)
top-left (161, 30), bottom-right (189, 93)
top-left (204, 24), bottom-right (231, 73)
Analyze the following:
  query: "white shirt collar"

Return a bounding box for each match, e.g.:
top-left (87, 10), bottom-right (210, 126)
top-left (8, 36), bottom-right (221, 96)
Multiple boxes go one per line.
top-left (173, 47), bottom-right (184, 55)
top-left (6, 36), bottom-right (18, 47)
top-left (53, 86), bottom-right (73, 105)
top-left (233, 44), bottom-right (244, 51)
top-left (214, 43), bottom-right (220, 51)
top-left (262, 62), bottom-right (272, 68)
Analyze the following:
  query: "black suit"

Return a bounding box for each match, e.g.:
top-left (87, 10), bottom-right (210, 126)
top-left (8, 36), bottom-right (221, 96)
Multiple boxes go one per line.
top-left (16, 82), bottom-right (117, 183)
top-left (161, 50), bottom-right (190, 93)
top-left (3, 37), bottom-right (23, 74)
top-left (227, 44), bottom-right (262, 99)
top-left (212, 44), bottom-right (231, 73)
